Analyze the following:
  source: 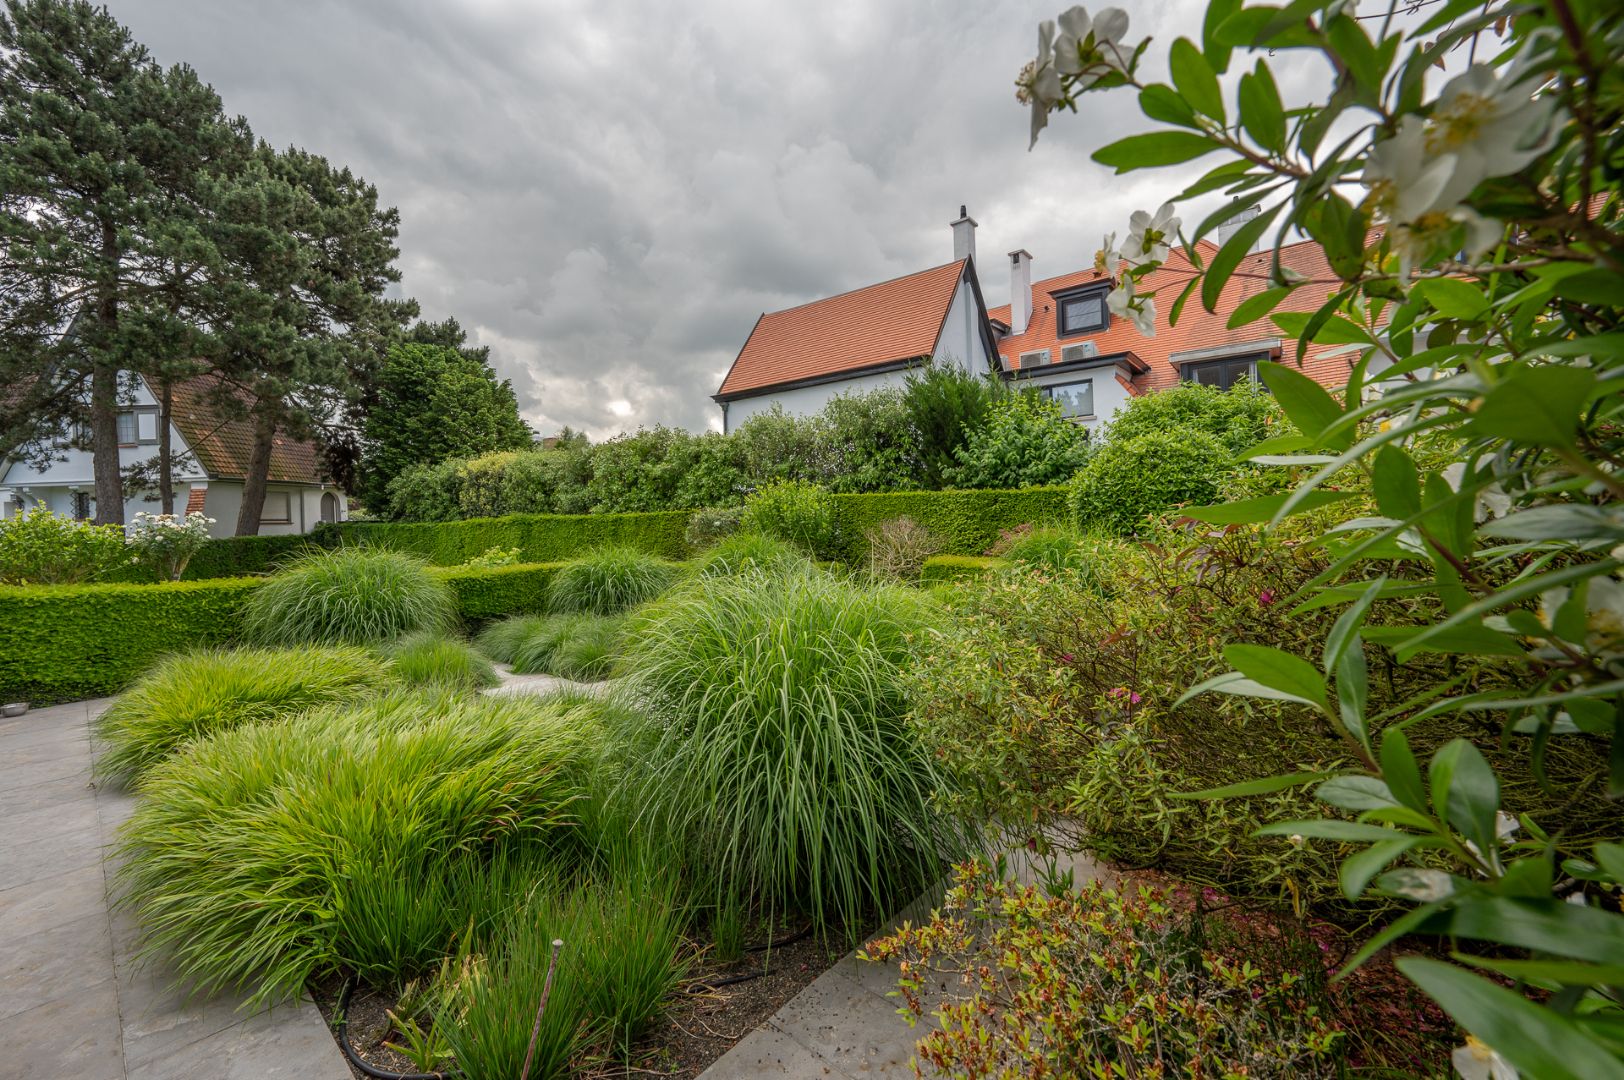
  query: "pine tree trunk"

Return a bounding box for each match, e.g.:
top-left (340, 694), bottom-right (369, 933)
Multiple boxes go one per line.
top-left (235, 402), bottom-right (276, 536)
top-left (91, 221), bottom-right (125, 525)
top-left (157, 379), bottom-right (174, 515)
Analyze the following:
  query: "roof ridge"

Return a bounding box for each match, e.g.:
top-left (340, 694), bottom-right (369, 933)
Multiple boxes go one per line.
top-left (759, 259), bottom-right (966, 320)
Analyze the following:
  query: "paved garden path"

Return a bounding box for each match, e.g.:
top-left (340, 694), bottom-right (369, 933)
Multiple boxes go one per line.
top-left (698, 846), bottom-right (1111, 1078)
top-left (0, 698), bottom-right (348, 1080)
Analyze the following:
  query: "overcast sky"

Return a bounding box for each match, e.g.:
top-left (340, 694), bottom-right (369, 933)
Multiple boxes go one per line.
top-left (107, 0), bottom-right (1345, 439)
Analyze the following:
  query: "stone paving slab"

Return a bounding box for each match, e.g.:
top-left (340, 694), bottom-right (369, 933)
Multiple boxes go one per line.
top-left (0, 698), bottom-right (349, 1080)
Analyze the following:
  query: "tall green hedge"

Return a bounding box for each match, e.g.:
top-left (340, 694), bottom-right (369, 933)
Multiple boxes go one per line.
top-left (0, 562), bottom-right (564, 704)
top-left (334, 511), bottom-right (690, 564)
top-left (829, 487), bottom-right (1068, 562)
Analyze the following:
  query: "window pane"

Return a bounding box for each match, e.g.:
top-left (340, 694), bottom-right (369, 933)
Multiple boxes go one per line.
top-left (262, 492), bottom-right (291, 523)
top-left (116, 411), bottom-right (137, 443)
top-left (137, 412), bottom-right (157, 441)
top-left (1062, 295), bottom-right (1101, 333)
top-left (1048, 380), bottom-right (1094, 418)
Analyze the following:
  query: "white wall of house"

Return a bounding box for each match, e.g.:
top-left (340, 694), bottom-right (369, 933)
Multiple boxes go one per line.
top-left (934, 276), bottom-right (994, 375)
top-left (1011, 361), bottom-right (1139, 434)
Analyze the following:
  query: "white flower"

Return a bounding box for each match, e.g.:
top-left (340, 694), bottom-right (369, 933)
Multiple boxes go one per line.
top-left (1452, 1035), bottom-right (1518, 1080)
top-left (1288, 834), bottom-right (1306, 849)
top-left (1023, 20), bottom-right (1064, 148)
top-left (1106, 275), bottom-right (1156, 336)
top-left (1054, 6), bottom-right (1133, 85)
top-left (1122, 202), bottom-right (1179, 267)
top-left (1363, 116), bottom-right (1460, 226)
top-left (1094, 231), bottom-right (1121, 276)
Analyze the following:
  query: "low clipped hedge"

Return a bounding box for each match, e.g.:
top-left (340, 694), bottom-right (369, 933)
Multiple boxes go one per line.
top-left (336, 511), bottom-right (689, 565)
top-left (830, 487), bottom-right (1067, 562)
top-left (919, 555), bottom-right (1008, 583)
top-left (0, 562), bottom-right (563, 704)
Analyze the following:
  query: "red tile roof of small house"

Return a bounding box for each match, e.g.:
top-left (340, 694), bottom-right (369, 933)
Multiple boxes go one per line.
top-left (716, 260), bottom-right (971, 399)
top-left (164, 374), bottom-right (327, 485)
top-left (989, 236), bottom-right (1356, 393)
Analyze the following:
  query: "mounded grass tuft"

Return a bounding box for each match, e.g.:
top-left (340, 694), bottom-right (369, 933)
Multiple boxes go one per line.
top-left (93, 645), bottom-right (391, 786)
top-left (386, 631), bottom-right (499, 690)
top-left (549, 616), bottom-right (623, 681)
top-left (473, 614), bottom-right (552, 665)
top-left (507, 614), bottom-right (590, 675)
top-left (695, 531), bottom-right (809, 578)
top-left (115, 689), bottom-right (593, 1005)
top-left (240, 546), bottom-right (456, 647)
top-left (495, 613), bottom-right (624, 681)
top-left (613, 567), bottom-right (967, 934)
top-left (549, 546), bottom-right (679, 615)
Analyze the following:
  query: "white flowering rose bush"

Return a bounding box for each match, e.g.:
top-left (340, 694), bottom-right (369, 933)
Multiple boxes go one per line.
top-left (1023, 0), bottom-right (1623, 1076)
top-left (128, 511), bottom-right (214, 582)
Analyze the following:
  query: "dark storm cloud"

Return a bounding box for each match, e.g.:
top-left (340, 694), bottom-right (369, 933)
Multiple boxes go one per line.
top-left (106, 0), bottom-right (1337, 438)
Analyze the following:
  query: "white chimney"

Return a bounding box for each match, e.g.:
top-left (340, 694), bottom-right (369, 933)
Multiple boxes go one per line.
top-left (1215, 203), bottom-right (1261, 251)
top-left (950, 205), bottom-right (977, 265)
top-left (1009, 249), bottom-right (1033, 336)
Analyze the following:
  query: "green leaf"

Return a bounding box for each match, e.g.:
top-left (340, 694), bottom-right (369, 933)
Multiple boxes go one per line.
top-left (1431, 897), bottom-right (1624, 966)
top-left (1092, 131), bottom-right (1221, 173)
top-left (1180, 490), bottom-right (1354, 524)
top-left (1201, 204), bottom-right (1280, 313)
top-left (1324, 575), bottom-right (1386, 675)
top-left (1237, 60), bottom-right (1286, 153)
top-left (1370, 445), bottom-right (1421, 520)
top-left (1337, 901), bottom-right (1443, 977)
top-left (1227, 285), bottom-right (1294, 329)
top-left (1223, 644), bottom-right (1329, 713)
top-left (1341, 837), bottom-right (1418, 900)
top-left (1256, 820), bottom-right (1408, 842)
top-left (1335, 638), bottom-right (1369, 743)
top-left (1415, 277), bottom-right (1490, 319)
top-left (1258, 360), bottom-right (1352, 450)
top-left (1316, 775), bottom-right (1397, 811)
top-left (1466, 366), bottom-right (1598, 446)
top-left (1396, 958), bottom-right (1624, 1080)
top-left (1380, 727), bottom-right (1429, 814)
top-left (1170, 770), bottom-right (1331, 799)
top-left (1138, 84), bottom-right (1199, 129)
top-left (1201, 0), bottom-right (1242, 72)
top-left (1480, 505), bottom-right (1624, 543)
top-left (1365, 622), bottom-right (1527, 660)
top-left (1169, 37), bottom-right (1225, 123)
top-left (1430, 739), bottom-right (1500, 858)
top-left (1459, 954), bottom-right (1624, 989)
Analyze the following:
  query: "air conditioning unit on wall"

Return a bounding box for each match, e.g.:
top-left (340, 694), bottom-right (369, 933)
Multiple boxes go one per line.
top-left (1018, 348), bottom-right (1051, 367)
top-left (1060, 342), bottom-right (1098, 364)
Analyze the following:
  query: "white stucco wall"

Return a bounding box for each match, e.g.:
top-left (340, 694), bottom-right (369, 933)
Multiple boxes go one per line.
top-left (1012, 362), bottom-right (1138, 435)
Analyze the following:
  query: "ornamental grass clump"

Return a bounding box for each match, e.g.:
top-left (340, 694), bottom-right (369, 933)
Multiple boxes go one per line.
top-left (93, 645), bottom-right (390, 786)
top-left (385, 631), bottom-right (499, 690)
top-left (115, 689), bottom-right (591, 1005)
top-left (240, 546), bottom-right (456, 646)
top-left (549, 545), bottom-right (679, 615)
top-left (614, 567), bottom-right (964, 934)
top-left (695, 531), bottom-right (808, 578)
top-left (473, 613), bottom-right (552, 664)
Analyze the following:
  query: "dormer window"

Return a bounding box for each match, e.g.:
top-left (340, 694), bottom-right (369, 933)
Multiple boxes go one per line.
top-left (1054, 284), bottom-right (1110, 338)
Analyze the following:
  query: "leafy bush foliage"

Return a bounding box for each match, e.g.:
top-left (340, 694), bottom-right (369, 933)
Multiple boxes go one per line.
top-left (613, 568), bottom-right (965, 932)
top-left (115, 690), bottom-right (590, 1004)
top-left (863, 515), bottom-right (942, 581)
top-left (0, 509), bottom-right (129, 585)
top-left (240, 547), bottom-right (456, 646)
top-left (864, 862), bottom-right (1344, 1078)
top-left (817, 387), bottom-right (923, 493)
top-left (1105, 378), bottom-right (1279, 455)
top-left (903, 361), bottom-right (1005, 487)
top-left (1067, 428), bottom-right (1232, 534)
top-left (460, 545), bottom-right (519, 569)
top-left (739, 480), bottom-right (841, 560)
top-left (549, 546), bottom-right (679, 615)
top-left (385, 631), bottom-right (499, 690)
top-left (93, 645), bottom-right (390, 785)
top-left (127, 511), bottom-right (214, 582)
top-left (945, 391), bottom-right (1091, 489)
top-left (684, 505), bottom-right (744, 548)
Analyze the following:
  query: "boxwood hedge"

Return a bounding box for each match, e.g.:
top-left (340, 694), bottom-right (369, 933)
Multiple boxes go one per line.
top-left (829, 487), bottom-right (1067, 562)
top-left (336, 511), bottom-right (690, 565)
top-left (919, 555), bottom-right (1008, 583)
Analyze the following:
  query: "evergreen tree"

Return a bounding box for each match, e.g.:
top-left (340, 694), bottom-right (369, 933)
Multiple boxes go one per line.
top-left (359, 342), bottom-right (533, 510)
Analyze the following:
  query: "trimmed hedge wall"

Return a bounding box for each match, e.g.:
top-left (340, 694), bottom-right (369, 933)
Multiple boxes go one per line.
top-left (0, 562), bottom-right (563, 704)
top-left (919, 555), bottom-right (1008, 583)
top-left (829, 487), bottom-right (1067, 562)
top-left (333, 511), bottom-right (690, 565)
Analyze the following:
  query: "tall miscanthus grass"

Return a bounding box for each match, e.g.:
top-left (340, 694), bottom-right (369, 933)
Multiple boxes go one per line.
top-left (474, 614), bottom-right (553, 664)
top-left (549, 546), bottom-right (679, 615)
top-left (484, 613), bottom-right (625, 681)
top-left (93, 645), bottom-right (391, 786)
top-left (240, 546), bottom-right (456, 647)
top-left (613, 567), bottom-right (968, 935)
top-left (385, 630), bottom-right (500, 690)
top-left (694, 531), bottom-right (809, 578)
top-left (114, 690), bottom-right (592, 1005)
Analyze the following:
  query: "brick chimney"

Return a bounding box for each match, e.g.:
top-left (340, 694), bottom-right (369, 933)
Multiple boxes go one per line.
top-left (1009, 249), bottom-right (1033, 336)
top-left (950, 205), bottom-right (977, 265)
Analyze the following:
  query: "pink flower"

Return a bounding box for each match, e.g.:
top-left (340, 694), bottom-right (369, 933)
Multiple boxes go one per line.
top-left (1259, 588), bottom-right (1277, 607)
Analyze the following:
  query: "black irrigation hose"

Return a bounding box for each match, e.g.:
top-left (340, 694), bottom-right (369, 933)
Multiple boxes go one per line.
top-left (335, 976), bottom-right (463, 1080)
top-left (684, 922), bottom-right (816, 994)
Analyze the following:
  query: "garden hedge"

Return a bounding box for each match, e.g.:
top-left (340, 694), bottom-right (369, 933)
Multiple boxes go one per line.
top-left (0, 562), bottom-right (563, 704)
top-left (919, 555), bottom-right (1008, 583)
top-left (829, 487), bottom-right (1068, 562)
top-left (334, 511), bottom-right (690, 564)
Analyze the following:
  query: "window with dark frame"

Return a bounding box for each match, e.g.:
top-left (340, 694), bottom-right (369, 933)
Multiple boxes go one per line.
top-left (1045, 379), bottom-right (1095, 419)
top-left (1055, 285), bottom-right (1110, 337)
top-left (1180, 354), bottom-right (1263, 391)
top-left (115, 410), bottom-right (138, 445)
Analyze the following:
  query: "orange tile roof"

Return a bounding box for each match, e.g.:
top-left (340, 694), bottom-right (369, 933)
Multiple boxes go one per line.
top-left (164, 374), bottom-right (327, 485)
top-left (717, 260), bottom-right (969, 398)
top-left (989, 237), bottom-right (1355, 393)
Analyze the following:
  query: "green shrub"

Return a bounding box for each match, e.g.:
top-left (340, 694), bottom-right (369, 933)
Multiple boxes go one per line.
top-left (739, 480), bottom-right (841, 560)
top-left (817, 386), bottom-right (924, 493)
top-left (93, 645), bottom-right (390, 786)
top-left (1105, 378), bottom-right (1279, 454)
top-left (384, 458), bottom-right (466, 522)
top-left (902, 361), bottom-right (1006, 487)
top-left (115, 689), bottom-right (590, 1004)
top-left (508, 615), bottom-right (588, 675)
top-left (432, 562), bottom-right (556, 621)
top-left (945, 391), bottom-right (1092, 489)
top-left (1067, 429), bottom-right (1233, 535)
top-left (461, 545), bottom-right (520, 569)
top-left (0, 509), bottom-right (130, 584)
top-left (919, 554), bottom-right (1008, 583)
top-left (695, 532), bottom-right (809, 578)
top-left (549, 546), bottom-right (679, 615)
top-left (829, 487), bottom-right (1068, 562)
top-left (240, 547), bottom-right (457, 647)
top-left (613, 567), bottom-right (966, 933)
top-left (386, 631), bottom-right (499, 690)
top-left (685, 505), bottom-right (745, 548)
top-left (340, 510), bottom-right (690, 564)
